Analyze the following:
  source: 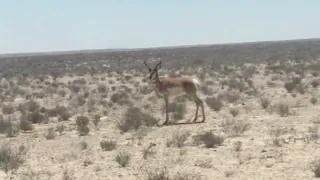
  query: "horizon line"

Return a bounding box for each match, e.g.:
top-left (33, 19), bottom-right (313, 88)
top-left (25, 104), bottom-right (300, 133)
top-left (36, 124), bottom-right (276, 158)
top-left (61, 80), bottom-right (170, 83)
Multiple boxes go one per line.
top-left (1, 37), bottom-right (319, 57)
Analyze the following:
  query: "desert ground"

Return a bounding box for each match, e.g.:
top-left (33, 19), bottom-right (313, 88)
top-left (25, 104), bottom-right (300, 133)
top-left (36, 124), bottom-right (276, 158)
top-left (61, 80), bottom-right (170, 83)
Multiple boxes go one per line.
top-left (0, 39), bottom-right (320, 180)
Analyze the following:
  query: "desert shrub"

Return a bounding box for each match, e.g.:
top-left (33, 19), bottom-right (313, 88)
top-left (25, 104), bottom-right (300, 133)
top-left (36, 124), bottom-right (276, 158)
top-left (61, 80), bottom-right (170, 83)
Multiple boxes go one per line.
top-left (233, 141), bottom-right (242, 151)
top-left (259, 97), bottom-right (270, 109)
top-left (19, 115), bottom-right (33, 132)
top-left (311, 79), bottom-right (320, 88)
top-left (193, 131), bottom-right (225, 148)
top-left (26, 111), bottom-right (48, 124)
top-left (76, 115), bottom-right (90, 136)
top-left (2, 105), bottom-right (15, 115)
top-left (221, 119), bottom-right (251, 137)
top-left (100, 140), bottom-right (117, 151)
top-left (166, 131), bottom-right (190, 148)
top-left (205, 96), bottom-right (223, 111)
top-left (277, 102), bottom-right (290, 117)
top-left (311, 71), bottom-right (319, 77)
top-left (92, 114), bottom-right (101, 129)
top-left (47, 105), bottom-right (71, 121)
top-left (142, 146), bottom-right (156, 160)
top-left (56, 123), bottom-right (65, 134)
top-left (76, 96), bottom-right (86, 106)
top-left (311, 97), bottom-right (318, 105)
top-left (0, 116), bottom-right (10, 134)
top-left (25, 100), bottom-right (40, 113)
top-left (139, 85), bottom-right (153, 95)
top-left (146, 167), bottom-right (169, 180)
top-left (115, 151), bottom-right (131, 167)
top-left (110, 91), bottom-right (131, 105)
top-left (44, 127), bottom-right (56, 140)
top-left (80, 141), bottom-right (88, 150)
top-left (295, 84), bottom-right (306, 94)
top-left (229, 107), bottom-right (239, 117)
top-left (73, 78), bottom-right (87, 85)
top-left (284, 81), bottom-right (296, 92)
top-left (97, 84), bottom-right (108, 93)
top-left (0, 143), bottom-right (28, 172)
top-left (308, 124), bottom-right (320, 142)
top-left (224, 92), bottom-right (241, 103)
top-left (117, 107), bottom-right (158, 132)
top-left (58, 89), bottom-right (67, 97)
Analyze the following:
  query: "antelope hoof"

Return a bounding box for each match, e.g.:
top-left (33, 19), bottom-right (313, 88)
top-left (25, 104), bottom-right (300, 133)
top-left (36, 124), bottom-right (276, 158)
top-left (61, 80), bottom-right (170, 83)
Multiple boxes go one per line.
top-left (201, 118), bottom-right (206, 123)
top-left (162, 121), bottom-right (169, 126)
top-left (193, 118), bottom-right (198, 123)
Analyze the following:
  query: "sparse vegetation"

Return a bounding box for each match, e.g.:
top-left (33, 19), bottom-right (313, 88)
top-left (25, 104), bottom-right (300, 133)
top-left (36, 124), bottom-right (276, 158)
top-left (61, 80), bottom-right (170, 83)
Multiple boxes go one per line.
top-left (0, 143), bottom-right (28, 172)
top-left (221, 119), bottom-right (251, 137)
top-left (0, 38), bottom-right (319, 179)
top-left (100, 140), bottom-right (117, 151)
top-left (193, 130), bottom-right (225, 148)
top-left (115, 151), bottom-right (131, 167)
top-left (117, 107), bottom-right (158, 133)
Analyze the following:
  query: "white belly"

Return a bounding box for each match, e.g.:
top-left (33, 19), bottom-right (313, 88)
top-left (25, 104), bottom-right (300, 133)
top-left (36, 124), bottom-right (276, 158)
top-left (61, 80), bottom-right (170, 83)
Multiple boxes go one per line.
top-left (167, 86), bottom-right (186, 96)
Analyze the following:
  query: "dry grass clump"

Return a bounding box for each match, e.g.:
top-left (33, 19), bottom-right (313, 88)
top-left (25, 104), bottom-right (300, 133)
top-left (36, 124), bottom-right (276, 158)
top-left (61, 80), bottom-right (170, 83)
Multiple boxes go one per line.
top-left (221, 119), bottom-right (251, 137)
top-left (115, 151), bottom-right (131, 167)
top-left (229, 107), bottom-right (240, 117)
top-left (193, 130), bottom-right (225, 148)
top-left (259, 97), bottom-right (270, 109)
top-left (146, 168), bottom-right (204, 180)
top-left (205, 96), bottom-right (223, 111)
top-left (277, 102), bottom-right (290, 117)
top-left (308, 124), bottom-right (319, 142)
top-left (166, 130), bottom-right (190, 148)
top-left (233, 141), bottom-right (242, 151)
top-left (146, 167), bottom-right (169, 180)
top-left (100, 140), bottom-right (117, 151)
top-left (75, 115), bottom-right (90, 136)
top-left (142, 145), bottom-right (156, 159)
top-left (117, 107), bottom-right (158, 133)
top-left (44, 127), bottom-right (56, 140)
top-left (0, 143), bottom-right (28, 172)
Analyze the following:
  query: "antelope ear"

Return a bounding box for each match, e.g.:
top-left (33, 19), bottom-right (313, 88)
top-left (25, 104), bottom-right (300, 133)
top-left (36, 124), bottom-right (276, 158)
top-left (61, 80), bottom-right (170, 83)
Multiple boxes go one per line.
top-left (148, 69), bottom-right (151, 72)
top-left (157, 62), bottom-right (162, 70)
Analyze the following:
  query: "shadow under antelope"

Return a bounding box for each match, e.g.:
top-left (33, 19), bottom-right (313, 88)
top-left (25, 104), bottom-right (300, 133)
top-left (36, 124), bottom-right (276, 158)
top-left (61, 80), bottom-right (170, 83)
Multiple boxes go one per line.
top-left (143, 60), bottom-right (206, 125)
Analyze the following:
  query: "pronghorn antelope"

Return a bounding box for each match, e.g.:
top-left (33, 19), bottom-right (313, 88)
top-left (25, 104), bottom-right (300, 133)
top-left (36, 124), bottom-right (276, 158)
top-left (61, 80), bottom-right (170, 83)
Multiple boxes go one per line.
top-left (143, 60), bottom-right (206, 125)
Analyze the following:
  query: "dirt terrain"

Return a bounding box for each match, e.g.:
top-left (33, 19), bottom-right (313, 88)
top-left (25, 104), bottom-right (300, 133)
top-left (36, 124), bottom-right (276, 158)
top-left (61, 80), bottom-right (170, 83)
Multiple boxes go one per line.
top-left (0, 39), bottom-right (320, 180)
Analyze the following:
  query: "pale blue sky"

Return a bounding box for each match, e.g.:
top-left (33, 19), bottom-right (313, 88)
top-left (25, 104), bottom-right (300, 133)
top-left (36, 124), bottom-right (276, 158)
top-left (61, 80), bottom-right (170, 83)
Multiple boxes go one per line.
top-left (1, 0), bottom-right (319, 54)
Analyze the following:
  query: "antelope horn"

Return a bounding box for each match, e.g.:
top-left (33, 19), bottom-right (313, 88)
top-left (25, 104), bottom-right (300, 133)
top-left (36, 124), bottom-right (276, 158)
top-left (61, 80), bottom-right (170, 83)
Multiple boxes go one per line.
top-left (143, 60), bottom-right (151, 70)
top-left (155, 61), bottom-right (162, 69)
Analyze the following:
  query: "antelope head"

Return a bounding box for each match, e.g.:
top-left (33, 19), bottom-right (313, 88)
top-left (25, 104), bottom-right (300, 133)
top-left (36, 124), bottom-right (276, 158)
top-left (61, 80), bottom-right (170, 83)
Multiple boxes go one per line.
top-left (143, 60), bottom-right (162, 81)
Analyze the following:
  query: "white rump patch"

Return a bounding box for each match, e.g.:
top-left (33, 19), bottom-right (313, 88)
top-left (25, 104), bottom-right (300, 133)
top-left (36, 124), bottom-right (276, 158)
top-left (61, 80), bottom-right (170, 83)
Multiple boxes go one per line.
top-left (192, 78), bottom-right (201, 88)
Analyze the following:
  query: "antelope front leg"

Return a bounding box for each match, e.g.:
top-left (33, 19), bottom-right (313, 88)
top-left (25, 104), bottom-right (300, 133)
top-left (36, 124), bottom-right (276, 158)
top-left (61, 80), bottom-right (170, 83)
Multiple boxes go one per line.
top-left (162, 96), bottom-right (169, 125)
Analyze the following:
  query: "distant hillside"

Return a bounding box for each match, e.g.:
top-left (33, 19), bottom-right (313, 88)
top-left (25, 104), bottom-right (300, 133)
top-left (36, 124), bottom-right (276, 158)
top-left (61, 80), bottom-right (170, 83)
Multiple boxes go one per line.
top-left (1, 38), bottom-right (320, 78)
